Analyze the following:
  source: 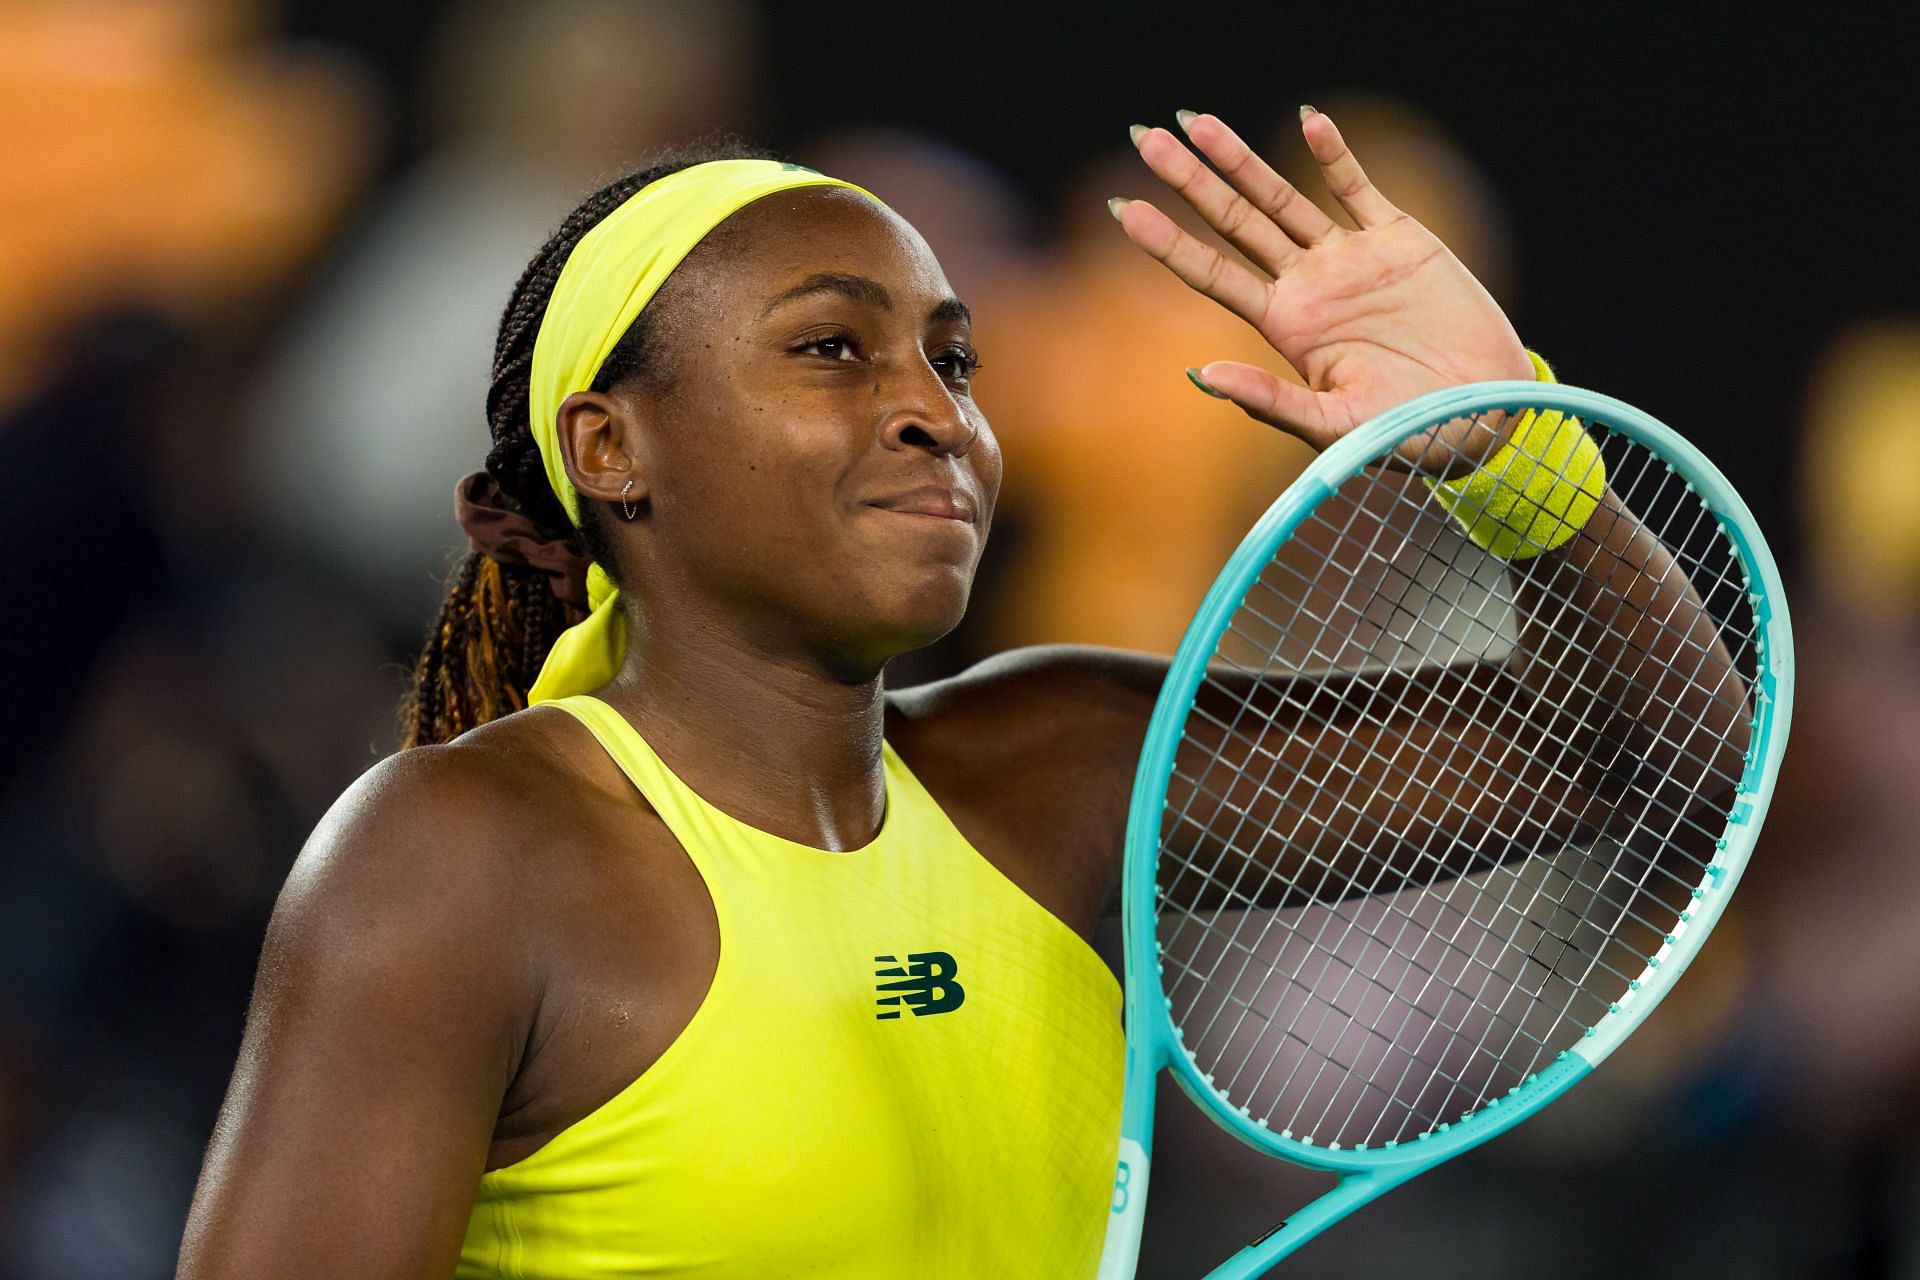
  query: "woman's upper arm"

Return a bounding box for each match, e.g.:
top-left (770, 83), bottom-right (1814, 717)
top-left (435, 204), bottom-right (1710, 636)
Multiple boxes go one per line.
top-left (179, 747), bottom-right (540, 1280)
top-left (908, 643), bottom-right (1608, 915)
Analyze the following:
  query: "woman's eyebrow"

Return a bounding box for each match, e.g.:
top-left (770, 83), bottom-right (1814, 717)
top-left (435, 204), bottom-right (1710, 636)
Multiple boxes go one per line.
top-left (760, 273), bottom-right (970, 327)
top-left (761, 273), bottom-right (892, 316)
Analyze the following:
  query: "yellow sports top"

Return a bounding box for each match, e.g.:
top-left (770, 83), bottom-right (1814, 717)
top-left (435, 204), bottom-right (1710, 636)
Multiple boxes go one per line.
top-left (456, 694), bottom-right (1124, 1278)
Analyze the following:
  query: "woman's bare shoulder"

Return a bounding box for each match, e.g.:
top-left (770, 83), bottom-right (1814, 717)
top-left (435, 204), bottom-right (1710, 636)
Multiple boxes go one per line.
top-left (343, 704), bottom-right (652, 844)
top-left (180, 706), bottom-right (635, 1277)
top-left (318, 712), bottom-right (581, 862)
top-left (283, 705), bottom-right (654, 962)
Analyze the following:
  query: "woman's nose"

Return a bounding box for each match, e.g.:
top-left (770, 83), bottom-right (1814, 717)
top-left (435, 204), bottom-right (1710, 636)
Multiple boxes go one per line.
top-left (878, 365), bottom-right (978, 456)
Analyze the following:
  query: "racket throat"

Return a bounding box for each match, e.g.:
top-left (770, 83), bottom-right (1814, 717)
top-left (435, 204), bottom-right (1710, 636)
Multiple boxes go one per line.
top-left (1207, 1169), bottom-right (1413, 1279)
top-left (1096, 1137), bottom-right (1152, 1280)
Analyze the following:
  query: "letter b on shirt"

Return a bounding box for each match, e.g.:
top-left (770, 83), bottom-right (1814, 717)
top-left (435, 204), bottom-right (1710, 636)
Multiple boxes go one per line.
top-left (874, 951), bottom-right (966, 1019)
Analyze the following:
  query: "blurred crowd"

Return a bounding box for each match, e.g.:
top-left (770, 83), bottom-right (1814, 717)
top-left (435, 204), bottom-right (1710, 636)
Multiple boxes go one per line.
top-left (1, 2), bottom-right (1914, 1277)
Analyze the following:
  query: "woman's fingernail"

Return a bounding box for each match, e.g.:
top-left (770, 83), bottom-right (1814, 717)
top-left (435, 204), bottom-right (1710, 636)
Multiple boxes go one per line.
top-left (1108, 196), bottom-right (1133, 221)
top-left (1186, 367), bottom-right (1229, 399)
top-left (1298, 103), bottom-right (1319, 121)
top-left (1128, 124), bottom-right (1149, 147)
top-left (1175, 109), bottom-right (1199, 131)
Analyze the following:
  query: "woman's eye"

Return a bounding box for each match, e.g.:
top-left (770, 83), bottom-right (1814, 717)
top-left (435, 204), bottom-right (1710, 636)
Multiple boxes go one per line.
top-left (933, 348), bottom-right (982, 382)
top-left (800, 334), bottom-right (858, 361)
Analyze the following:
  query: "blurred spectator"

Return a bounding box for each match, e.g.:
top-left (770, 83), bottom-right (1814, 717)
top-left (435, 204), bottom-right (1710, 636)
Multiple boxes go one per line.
top-left (0, 0), bottom-right (377, 418)
top-left (0, 4), bottom-right (382, 1272)
top-left (0, 0), bottom-right (379, 780)
top-left (976, 147), bottom-right (1314, 656)
top-left (240, 0), bottom-right (764, 638)
top-left (1763, 320), bottom-right (1920, 1131)
top-left (800, 127), bottom-right (1046, 307)
top-left (1797, 321), bottom-right (1920, 632)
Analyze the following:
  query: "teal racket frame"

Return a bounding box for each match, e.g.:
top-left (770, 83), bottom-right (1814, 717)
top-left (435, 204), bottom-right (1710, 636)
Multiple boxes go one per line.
top-left (1095, 381), bottom-right (1794, 1279)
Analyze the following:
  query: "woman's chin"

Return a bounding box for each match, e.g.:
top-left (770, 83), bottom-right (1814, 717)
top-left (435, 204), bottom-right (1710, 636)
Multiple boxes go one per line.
top-left (902, 569), bottom-right (975, 631)
top-left (850, 577), bottom-right (973, 663)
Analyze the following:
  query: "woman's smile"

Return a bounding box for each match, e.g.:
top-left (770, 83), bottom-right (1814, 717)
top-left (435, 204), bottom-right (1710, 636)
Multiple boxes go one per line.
top-left (860, 485), bottom-right (978, 523)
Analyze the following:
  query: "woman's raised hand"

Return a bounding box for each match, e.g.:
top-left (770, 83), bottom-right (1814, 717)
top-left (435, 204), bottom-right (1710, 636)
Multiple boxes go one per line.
top-left (1116, 109), bottom-right (1535, 459)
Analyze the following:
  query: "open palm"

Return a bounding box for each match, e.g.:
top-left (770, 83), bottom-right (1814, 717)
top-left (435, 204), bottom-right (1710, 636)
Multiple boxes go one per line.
top-left (1115, 109), bottom-right (1536, 466)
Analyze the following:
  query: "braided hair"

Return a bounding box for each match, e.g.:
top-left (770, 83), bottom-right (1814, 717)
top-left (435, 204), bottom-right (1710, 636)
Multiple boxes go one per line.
top-left (402, 141), bottom-right (770, 748)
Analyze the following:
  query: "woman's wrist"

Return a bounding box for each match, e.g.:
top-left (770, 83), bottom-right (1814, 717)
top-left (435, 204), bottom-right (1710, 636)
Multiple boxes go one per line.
top-left (1427, 351), bottom-right (1607, 560)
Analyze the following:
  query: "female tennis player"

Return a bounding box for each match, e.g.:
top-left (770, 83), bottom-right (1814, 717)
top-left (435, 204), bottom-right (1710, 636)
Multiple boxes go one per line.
top-left (179, 108), bottom-right (1744, 1278)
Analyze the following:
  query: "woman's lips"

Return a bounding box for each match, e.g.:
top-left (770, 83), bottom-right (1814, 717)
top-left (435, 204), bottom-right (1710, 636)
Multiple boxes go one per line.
top-left (862, 487), bottom-right (977, 523)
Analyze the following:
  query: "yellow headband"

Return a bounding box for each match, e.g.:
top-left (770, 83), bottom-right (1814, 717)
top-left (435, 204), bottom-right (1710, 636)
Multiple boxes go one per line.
top-left (523, 159), bottom-right (882, 705)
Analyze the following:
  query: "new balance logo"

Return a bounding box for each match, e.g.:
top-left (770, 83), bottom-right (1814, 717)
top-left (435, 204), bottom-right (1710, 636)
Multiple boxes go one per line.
top-left (874, 951), bottom-right (965, 1019)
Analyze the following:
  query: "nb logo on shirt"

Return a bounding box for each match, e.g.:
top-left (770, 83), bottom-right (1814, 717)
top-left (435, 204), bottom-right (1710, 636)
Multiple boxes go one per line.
top-left (874, 952), bottom-right (965, 1019)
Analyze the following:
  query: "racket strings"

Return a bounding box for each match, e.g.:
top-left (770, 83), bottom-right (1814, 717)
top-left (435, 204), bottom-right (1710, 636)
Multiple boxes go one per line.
top-left (1153, 416), bottom-right (1759, 1150)
top-left (1167, 556), bottom-right (1738, 944)
top-left (1169, 437), bottom-right (1749, 917)
top-left (1227, 452), bottom-right (1753, 801)
top-left (1175, 468), bottom-right (1751, 1143)
top-left (1190, 571), bottom-right (1735, 1143)
top-left (1220, 529), bottom-right (1752, 882)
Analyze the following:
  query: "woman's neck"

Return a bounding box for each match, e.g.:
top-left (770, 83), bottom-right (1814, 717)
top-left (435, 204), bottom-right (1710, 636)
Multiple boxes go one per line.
top-left (597, 606), bottom-right (890, 853)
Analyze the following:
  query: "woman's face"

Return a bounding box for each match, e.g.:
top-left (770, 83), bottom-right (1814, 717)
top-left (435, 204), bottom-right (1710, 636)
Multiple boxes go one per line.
top-left (580, 187), bottom-right (1000, 672)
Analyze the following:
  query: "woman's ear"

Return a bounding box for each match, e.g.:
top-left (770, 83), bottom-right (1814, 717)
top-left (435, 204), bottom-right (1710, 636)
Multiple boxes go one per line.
top-left (557, 388), bottom-right (650, 509)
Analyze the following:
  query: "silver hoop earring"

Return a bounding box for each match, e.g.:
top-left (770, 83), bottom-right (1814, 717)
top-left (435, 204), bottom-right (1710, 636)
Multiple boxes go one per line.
top-left (620, 480), bottom-right (637, 521)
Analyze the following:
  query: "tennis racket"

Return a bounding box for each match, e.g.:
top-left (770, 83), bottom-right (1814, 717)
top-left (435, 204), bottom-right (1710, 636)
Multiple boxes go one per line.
top-left (1095, 379), bottom-right (1792, 1279)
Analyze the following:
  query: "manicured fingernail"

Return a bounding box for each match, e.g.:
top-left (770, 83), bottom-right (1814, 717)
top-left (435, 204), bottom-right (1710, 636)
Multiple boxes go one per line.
top-left (1298, 104), bottom-right (1319, 121)
top-left (1186, 367), bottom-right (1228, 399)
top-left (1175, 109), bottom-right (1198, 131)
top-left (1128, 124), bottom-right (1149, 147)
top-left (1108, 196), bottom-right (1133, 221)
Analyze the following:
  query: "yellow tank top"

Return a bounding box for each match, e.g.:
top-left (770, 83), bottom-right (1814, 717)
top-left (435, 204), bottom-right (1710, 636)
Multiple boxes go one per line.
top-left (456, 694), bottom-right (1124, 1279)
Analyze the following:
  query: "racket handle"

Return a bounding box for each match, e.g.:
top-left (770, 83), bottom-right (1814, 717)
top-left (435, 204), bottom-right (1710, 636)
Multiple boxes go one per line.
top-left (1095, 1137), bottom-right (1151, 1280)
